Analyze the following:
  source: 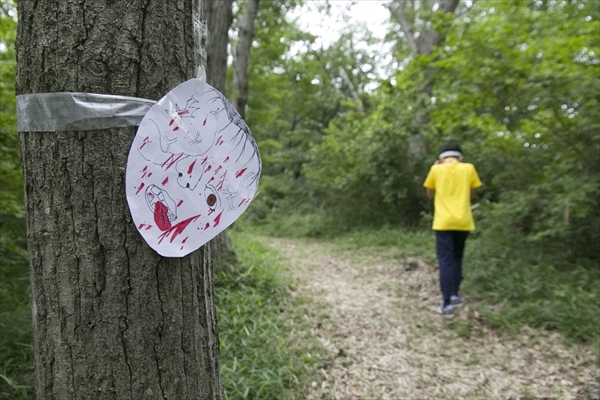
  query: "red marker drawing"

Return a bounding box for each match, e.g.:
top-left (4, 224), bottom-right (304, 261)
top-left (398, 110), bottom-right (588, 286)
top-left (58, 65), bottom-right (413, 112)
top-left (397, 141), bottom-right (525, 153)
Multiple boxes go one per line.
top-left (213, 211), bottom-right (223, 227)
top-left (187, 160), bottom-right (197, 176)
top-left (216, 172), bottom-right (227, 192)
top-left (235, 168), bottom-right (247, 178)
top-left (157, 214), bottom-right (201, 244)
top-left (139, 137), bottom-right (150, 149)
top-left (165, 153), bottom-right (184, 171)
top-left (153, 202), bottom-right (172, 231)
top-left (135, 182), bottom-right (145, 195)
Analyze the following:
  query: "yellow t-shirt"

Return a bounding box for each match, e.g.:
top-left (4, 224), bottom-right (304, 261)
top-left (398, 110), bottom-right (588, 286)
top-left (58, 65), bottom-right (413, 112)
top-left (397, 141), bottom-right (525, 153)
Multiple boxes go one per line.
top-left (423, 158), bottom-right (482, 231)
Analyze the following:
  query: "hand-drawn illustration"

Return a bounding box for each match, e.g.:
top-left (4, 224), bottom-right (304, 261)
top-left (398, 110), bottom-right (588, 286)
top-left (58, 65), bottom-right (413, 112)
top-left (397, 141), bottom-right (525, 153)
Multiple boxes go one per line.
top-left (126, 79), bottom-right (261, 257)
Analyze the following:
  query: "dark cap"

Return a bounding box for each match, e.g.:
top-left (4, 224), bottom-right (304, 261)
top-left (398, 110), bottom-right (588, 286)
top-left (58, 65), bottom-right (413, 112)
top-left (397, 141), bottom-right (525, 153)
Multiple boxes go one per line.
top-left (439, 141), bottom-right (463, 159)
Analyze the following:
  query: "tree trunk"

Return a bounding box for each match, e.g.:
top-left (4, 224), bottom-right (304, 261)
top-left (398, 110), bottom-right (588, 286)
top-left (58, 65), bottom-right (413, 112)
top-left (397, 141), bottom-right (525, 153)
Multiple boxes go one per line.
top-left (232, 0), bottom-right (260, 120)
top-left (15, 1), bottom-right (222, 399)
top-left (205, 0), bottom-right (237, 271)
top-left (205, 0), bottom-right (233, 95)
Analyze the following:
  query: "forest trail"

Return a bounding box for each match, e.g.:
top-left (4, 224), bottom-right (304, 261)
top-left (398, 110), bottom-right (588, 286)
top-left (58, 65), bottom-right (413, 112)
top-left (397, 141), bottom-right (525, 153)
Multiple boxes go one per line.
top-left (264, 237), bottom-right (599, 400)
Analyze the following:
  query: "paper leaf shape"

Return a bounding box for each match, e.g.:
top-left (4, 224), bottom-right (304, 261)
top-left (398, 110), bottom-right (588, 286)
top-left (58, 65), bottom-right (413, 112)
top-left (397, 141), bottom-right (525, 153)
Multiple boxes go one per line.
top-left (126, 79), bottom-right (261, 257)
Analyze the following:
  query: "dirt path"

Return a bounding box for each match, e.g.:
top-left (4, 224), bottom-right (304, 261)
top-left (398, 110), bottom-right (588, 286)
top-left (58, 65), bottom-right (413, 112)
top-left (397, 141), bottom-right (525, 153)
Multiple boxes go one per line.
top-left (265, 237), bottom-right (599, 400)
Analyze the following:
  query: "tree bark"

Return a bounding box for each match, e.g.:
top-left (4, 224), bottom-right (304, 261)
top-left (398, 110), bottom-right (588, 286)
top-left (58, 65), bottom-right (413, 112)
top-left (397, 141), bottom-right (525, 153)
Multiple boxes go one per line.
top-left (232, 0), bottom-right (260, 120)
top-left (205, 0), bottom-right (233, 95)
top-left (205, 0), bottom-right (237, 271)
top-left (15, 1), bottom-right (222, 399)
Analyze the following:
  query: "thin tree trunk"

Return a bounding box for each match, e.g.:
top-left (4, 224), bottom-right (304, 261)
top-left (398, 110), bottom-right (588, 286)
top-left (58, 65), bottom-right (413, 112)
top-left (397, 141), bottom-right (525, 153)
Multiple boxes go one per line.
top-left (15, 1), bottom-right (222, 398)
top-left (206, 0), bottom-right (234, 95)
top-left (206, 0), bottom-right (237, 271)
top-left (232, 0), bottom-right (260, 119)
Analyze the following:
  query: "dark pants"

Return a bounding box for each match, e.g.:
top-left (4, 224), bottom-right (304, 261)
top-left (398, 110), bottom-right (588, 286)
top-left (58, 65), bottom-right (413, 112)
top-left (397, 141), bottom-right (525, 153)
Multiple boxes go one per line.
top-left (435, 230), bottom-right (469, 307)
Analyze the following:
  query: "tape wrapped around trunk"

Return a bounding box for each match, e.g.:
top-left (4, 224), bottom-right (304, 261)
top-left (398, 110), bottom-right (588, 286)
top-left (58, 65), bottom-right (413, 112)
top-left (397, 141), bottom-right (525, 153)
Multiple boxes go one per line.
top-left (16, 92), bottom-right (156, 132)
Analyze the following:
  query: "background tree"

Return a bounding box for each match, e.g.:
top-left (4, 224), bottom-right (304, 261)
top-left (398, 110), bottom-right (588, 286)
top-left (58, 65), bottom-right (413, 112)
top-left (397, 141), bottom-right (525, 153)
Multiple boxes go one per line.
top-left (205, 0), bottom-right (238, 271)
top-left (242, 4), bottom-right (379, 231)
top-left (232, 0), bottom-right (260, 119)
top-left (206, 0), bottom-right (234, 94)
top-left (430, 0), bottom-right (600, 264)
top-left (15, 1), bottom-right (222, 398)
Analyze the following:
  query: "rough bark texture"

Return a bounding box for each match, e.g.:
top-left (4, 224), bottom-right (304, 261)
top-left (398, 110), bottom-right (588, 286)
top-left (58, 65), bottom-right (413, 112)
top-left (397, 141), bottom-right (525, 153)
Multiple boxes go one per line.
top-left (232, 0), bottom-right (260, 120)
top-left (15, 1), bottom-right (222, 399)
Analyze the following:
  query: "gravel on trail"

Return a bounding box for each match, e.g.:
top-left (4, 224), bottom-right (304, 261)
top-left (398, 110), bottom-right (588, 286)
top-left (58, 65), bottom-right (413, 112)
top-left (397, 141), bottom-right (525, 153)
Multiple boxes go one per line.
top-left (266, 237), bottom-right (599, 400)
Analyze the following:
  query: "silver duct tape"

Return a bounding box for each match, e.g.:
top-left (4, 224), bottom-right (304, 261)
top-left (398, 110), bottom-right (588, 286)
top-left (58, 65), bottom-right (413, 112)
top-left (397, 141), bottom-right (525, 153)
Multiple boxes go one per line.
top-left (16, 92), bottom-right (157, 132)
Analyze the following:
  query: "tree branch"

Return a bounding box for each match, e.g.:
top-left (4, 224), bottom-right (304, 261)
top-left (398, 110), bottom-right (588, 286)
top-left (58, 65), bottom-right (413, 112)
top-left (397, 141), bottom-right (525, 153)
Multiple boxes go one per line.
top-left (338, 66), bottom-right (364, 112)
top-left (438, 0), bottom-right (461, 13)
top-left (392, 0), bottom-right (418, 56)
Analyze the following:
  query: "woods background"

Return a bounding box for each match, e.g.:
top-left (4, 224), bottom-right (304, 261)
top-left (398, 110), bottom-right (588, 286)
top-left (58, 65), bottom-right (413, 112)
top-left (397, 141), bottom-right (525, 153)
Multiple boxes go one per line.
top-left (1, 0), bottom-right (598, 398)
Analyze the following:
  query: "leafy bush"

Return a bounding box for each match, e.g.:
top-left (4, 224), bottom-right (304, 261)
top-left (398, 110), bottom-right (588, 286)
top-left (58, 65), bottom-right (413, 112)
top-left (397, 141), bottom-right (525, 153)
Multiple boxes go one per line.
top-left (464, 203), bottom-right (600, 346)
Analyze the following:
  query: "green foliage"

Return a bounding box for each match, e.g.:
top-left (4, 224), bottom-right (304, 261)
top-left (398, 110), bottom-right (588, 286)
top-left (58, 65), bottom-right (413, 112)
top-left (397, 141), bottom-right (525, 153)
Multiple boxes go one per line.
top-left (430, 0), bottom-right (600, 262)
top-left (243, 6), bottom-right (383, 229)
top-left (242, 0), bottom-right (599, 349)
top-left (0, 0), bottom-right (26, 266)
top-left (464, 209), bottom-right (600, 345)
top-left (217, 231), bottom-right (318, 399)
top-left (0, 2), bottom-right (33, 399)
top-left (303, 86), bottom-right (432, 229)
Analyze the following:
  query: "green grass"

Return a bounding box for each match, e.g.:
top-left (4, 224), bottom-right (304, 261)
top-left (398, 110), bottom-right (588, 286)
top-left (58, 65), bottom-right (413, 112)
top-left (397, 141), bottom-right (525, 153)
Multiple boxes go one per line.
top-left (2, 219), bottom-right (597, 399)
top-left (216, 230), bottom-right (321, 400)
top-left (0, 258), bottom-right (34, 400)
top-left (331, 226), bottom-right (437, 264)
top-left (464, 237), bottom-right (600, 347)
top-left (0, 230), bottom-right (321, 400)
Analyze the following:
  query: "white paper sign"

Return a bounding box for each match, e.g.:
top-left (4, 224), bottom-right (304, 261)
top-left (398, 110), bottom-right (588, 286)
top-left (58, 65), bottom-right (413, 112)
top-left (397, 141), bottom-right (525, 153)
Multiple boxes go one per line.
top-left (126, 79), bottom-right (261, 257)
